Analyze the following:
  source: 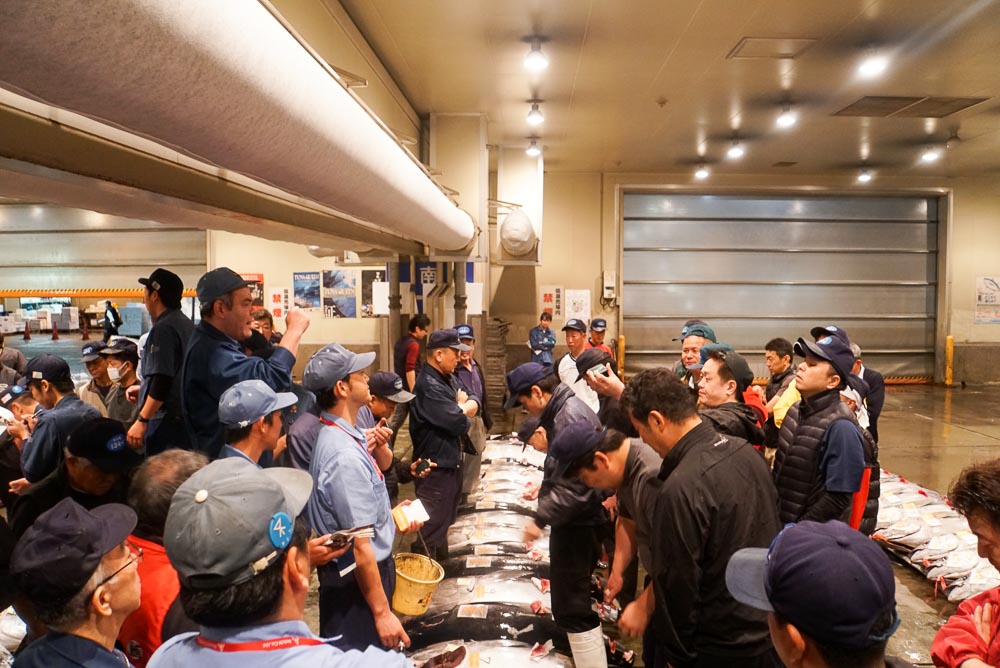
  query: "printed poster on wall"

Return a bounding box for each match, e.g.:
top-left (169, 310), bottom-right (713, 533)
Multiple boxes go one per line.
top-left (976, 276), bottom-right (1000, 324)
top-left (241, 273), bottom-right (265, 306)
top-left (322, 269), bottom-right (357, 318)
top-left (361, 268), bottom-right (387, 317)
top-left (268, 288), bottom-right (290, 319)
top-left (565, 289), bottom-right (591, 323)
top-left (539, 285), bottom-right (563, 319)
top-left (292, 272), bottom-right (321, 309)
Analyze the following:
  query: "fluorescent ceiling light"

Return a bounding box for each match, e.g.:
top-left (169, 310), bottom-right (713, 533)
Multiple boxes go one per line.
top-left (524, 43), bottom-right (549, 72)
top-left (776, 105), bottom-right (798, 129)
top-left (857, 168), bottom-right (873, 183)
top-left (525, 139), bottom-right (542, 157)
top-left (858, 53), bottom-right (889, 79)
top-left (726, 141), bottom-right (745, 160)
top-left (694, 165), bottom-right (710, 180)
top-left (527, 103), bottom-right (545, 126)
top-left (920, 147), bottom-right (942, 163)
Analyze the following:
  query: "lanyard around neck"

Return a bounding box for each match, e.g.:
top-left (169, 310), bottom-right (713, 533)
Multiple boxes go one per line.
top-left (318, 416), bottom-right (384, 480)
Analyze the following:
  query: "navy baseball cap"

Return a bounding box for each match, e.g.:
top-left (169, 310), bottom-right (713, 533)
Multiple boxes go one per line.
top-left (81, 341), bottom-right (107, 362)
top-left (24, 354), bottom-right (72, 384)
top-left (562, 319), bottom-right (587, 333)
top-left (368, 371), bottom-right (415, 403)
top-left (504, 362), bottom-right (552, 409)
top-left (549, 421), bottom-right (604, 478)
top-left (67, 418), bottom-right (143, 474)
top-left (0, 384), bottom-right (29, 409)
top-left (455, 324), bottom-right (475, 341)
top-left (672, 320), bottom-right (717, 342)
top-left (794, 335), bottom-right (855, 383)
top-left (12, 497), bottom-right (137, 604)
top-left (219, 380), bottom-right (299, 427)
top-left (575, 348), bottom-right (614, 382)
top-left (810, 325), bottom-right (852, 348)
top-left (196, 267), bottom-right (251, 304)
top-left (426, 328), bottom-right (471, 351)
top-left (726, 521), bottom-right (899, 650)
top-left (139, 268), bottom-right (184, 304)
top-left (589, 318), bottom-right (607, 332)
top-left (302, 343), bottom-right (375, 392)
top-left (517, 417), bottom-right (542, 445)
top-left (99, 338), bottom-right (139, 358)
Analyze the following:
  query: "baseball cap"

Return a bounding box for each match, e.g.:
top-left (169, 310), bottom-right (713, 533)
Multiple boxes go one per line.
top-left (504, 362), bottom-right (553, 409)
top-left (368, 371), bottom-right (415, 403)
top-left (138, 268), bottom-right (184, 304)
top-left (426, 328), bottom-right (472, 351)
top-left (695, 344), bottom-right (755, 395)
top-left (302, 343), bottom-right (375, 392)
top-left (810, 325), bottom-right (852, 347)
top-left (219, 380), bottom-right (299, 427)
top-left (575, 348), bottom-right (614, 382)
top-left (67, 418), bottom-right (143, 474)
top-left (562, 319), bottom-right (587, 333)
top-left (164, 458), bottom-right (313, 589)
top-left (12, 497), bottom-right (137, 604)
top-left (672, 319), bottom-right (717, 343)
top-left (589, 318), bottom-right (607, 332)
top-left (517, 417), bottom-right (541, 445)
top-left (548, 421), bottom-right (604, 478)
top-left (794, 335), bottom-right (855, 383)
top-left (99, 338), bottom-right (138, 358)
top-left (455, 324), bottom-right (475, 341)
top-left (0, 384), bottom-right (29, 409)
top-left (196, 267), bottom-right (251, 304)
top-left (80, 341), bottom-right (107, 362)
top-left (726, 521), bottom-right (899, 650)
top-left (24, 354), bottom-right (72, 384)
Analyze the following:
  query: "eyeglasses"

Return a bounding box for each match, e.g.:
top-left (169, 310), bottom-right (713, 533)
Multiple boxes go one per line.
top-left (92, 541), bottom-right (143, 592)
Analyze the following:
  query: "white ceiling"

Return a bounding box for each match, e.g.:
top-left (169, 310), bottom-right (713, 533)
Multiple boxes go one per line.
top-left (334, 0), bottom-right (1000, 176)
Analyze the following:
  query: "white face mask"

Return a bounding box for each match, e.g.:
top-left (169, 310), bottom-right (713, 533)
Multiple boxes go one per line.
top-left (108, 364), bottom-right (126, 383)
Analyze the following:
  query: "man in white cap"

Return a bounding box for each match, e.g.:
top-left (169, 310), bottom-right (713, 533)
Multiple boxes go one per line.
top-left (216, 379), bottom-right (298, 466)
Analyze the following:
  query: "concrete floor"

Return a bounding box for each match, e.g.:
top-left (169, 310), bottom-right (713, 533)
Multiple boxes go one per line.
top-left (6, 334), bottom-right (999, 665)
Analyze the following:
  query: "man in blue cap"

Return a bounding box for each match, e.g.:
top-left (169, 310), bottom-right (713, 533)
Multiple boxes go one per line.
top-left (100, 338), bottom-right (142, 428)
top-left (453, 324), bottom-right (492, 496)
top-left (12, 498), bottom-right (142, 667)
top-left (557, 319), bottom-right (599, 413)
top-left (587, 318), bottom-right (615, 360)
top-left (217, 380), bottom-right (299, 466)
top-left (181, 267), bottom-right (311, 459)
top-left (726, 520), bottom-right (904, 668)
top-left (772, 334), bottom-right (880, 535)
top-left (304, 343), bottom-right (422, 651)
top-left (672, 319), bottom-right (717, 395)
top-left (78, 340), bottom-right (112, 417)
top-left (409, 328), bottom-right (479, 561)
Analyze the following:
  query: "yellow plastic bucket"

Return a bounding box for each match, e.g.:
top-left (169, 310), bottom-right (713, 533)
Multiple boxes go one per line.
top-left (392, 552), bottom-right (444, 616)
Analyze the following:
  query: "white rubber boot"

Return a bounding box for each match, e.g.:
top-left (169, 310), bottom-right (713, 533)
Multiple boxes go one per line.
top-left (566, 625), bottom-right (608, 668)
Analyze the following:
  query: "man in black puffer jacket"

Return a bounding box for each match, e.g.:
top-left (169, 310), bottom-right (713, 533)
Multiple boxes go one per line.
top-left (772, 334), bottom-right (879, 535)
top-left (505, 363), bottom-right (610, 668)
top-left (696, 348), bottom-right (766, 448)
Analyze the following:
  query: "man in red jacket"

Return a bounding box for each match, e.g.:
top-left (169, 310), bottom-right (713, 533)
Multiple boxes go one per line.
top-left (933, 459), bottom-right (1000, 668)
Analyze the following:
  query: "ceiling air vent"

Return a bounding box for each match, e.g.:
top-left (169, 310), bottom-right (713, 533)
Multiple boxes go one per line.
top-left (772, 161), bottom-right (798, 168)
top-left (726, 37), bottom-right (815, 59)
top-left (834, 96), bottom-right (989, 118)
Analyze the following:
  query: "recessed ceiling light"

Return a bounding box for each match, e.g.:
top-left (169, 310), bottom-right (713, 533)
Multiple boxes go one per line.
top-left (857, 168), bottom-right (873, 183)
top-left (776, 105), bottom-right (798, 129)
top-left (920, 146), bottom-right (942, 163)
top-left (527, 103), bottom-right (545, 126)
top-left (726, 140), bottom-right (745, 160)
top-left (524, 42), bottom-right (549, 72)
top-left (858, 52), bottom-right (889, 79)
top-left (525, 139), bottom-right (542, 157)
top-left (694, 165), bottom-right (710, 180)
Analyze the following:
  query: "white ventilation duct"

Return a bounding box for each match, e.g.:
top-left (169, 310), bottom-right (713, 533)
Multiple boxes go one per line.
top-left (0, 0), bottom-right (476, 252)
top-left (499, 209), bottom-right (538, 256)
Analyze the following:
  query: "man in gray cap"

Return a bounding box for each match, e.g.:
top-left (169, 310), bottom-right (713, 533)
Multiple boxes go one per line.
top-left (149, 458), bottom-right (409, 667)
top-left (217, 379), bottom-right (298, 466)
top-left (12, 497), bottom-right (142, 667)
top-left (304, 343), bottom-right (422, 651)
top-left (181, 267), bottom-right (311, 459)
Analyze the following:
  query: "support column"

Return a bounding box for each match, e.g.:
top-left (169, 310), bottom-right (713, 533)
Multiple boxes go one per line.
top-left (454, 261), bottom-right (467, 324)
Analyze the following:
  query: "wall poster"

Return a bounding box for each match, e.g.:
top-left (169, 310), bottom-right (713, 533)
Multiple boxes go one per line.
top-left (976, 276), bottom-right (1000, 324)
top-left (322, 269), bottom-right (357, 318)
top-left (292, 272), bottom-right (321, 309)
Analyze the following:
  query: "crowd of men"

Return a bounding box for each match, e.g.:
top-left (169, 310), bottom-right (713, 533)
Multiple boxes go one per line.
top-left (0, 267), bottom-right (992, 667)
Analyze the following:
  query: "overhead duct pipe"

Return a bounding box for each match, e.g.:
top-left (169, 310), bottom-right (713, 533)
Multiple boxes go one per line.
top-left (0, 0), bottom-right (476, 252)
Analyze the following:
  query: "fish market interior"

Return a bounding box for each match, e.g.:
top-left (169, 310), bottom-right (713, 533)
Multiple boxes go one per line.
top-left (2, 0), bottom-right (1000, 666)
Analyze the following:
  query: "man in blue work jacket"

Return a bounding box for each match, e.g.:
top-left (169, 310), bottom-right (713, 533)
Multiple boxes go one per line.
top-left (180, 267), bottom-right (310, 459)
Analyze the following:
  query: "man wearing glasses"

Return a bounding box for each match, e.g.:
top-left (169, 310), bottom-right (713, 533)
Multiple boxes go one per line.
top-left (11, 497), bottom-right (143, 667)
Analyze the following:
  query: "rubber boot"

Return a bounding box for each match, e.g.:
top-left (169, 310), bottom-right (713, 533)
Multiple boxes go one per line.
top-left (566, 626), bottom-right (608, 668)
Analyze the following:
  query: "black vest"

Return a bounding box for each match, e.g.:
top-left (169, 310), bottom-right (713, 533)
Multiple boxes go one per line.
top-left (773, 390), bottom-right (879, 534)
top-left (392, 334), bottom-right (422, 391)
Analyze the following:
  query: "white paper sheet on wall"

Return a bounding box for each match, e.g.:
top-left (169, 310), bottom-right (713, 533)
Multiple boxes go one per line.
top-left (565, 289), bottom-right (591, 323)
top-left (466, 283), bottom-right (484, 315)
top-left (372, 282), bottom-right (390, 315)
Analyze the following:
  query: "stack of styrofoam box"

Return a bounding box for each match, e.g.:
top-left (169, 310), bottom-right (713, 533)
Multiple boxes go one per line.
top-left (51, 307), bottom-right (79, 332)
top-left (118, 303), bottom-right (151, 337)
top-left (0, 316), bottom-right (14, 334)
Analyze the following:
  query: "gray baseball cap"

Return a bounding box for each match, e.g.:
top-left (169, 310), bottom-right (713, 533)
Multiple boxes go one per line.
top-left (302, 343), bottom-right (375, 392)
top-left (164, 458), bottom-right (313, 589)
top-left (218, 380), bottom-right (299, 427)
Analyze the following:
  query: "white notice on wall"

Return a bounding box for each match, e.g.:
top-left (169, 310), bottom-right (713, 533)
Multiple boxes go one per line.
top-left (976, 277), bottom-right (1000, 324)
top-left (371, 282), bottom-right (390, 315)
top-left (466, 283), bottom-right (484, 315)
top-left (565, 289), bottom-right (591, 323)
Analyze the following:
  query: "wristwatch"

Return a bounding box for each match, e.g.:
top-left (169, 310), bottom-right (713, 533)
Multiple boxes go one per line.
top-left (137, 416), bottom-right (149, 424)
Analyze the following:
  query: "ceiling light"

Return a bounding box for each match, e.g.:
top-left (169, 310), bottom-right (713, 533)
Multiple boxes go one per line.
top-left (694, 164), bottom-right (710, 180)
top-left (858, 52), bottom-right (889, 79)
top-left (776, 105), bottom-right (798, 129)
top-left (526, 103), bottom-right (545, 126)
top-left (726, 140), bottom-right (745, 160)
top-left (523, 42), bottom-right (549, 72)
top-left (920, 146), bottom-right (942, 163)
top-left (525, 139), bottom-right (542, 157)
top-left (857, 168), bottom-right (873, 183)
